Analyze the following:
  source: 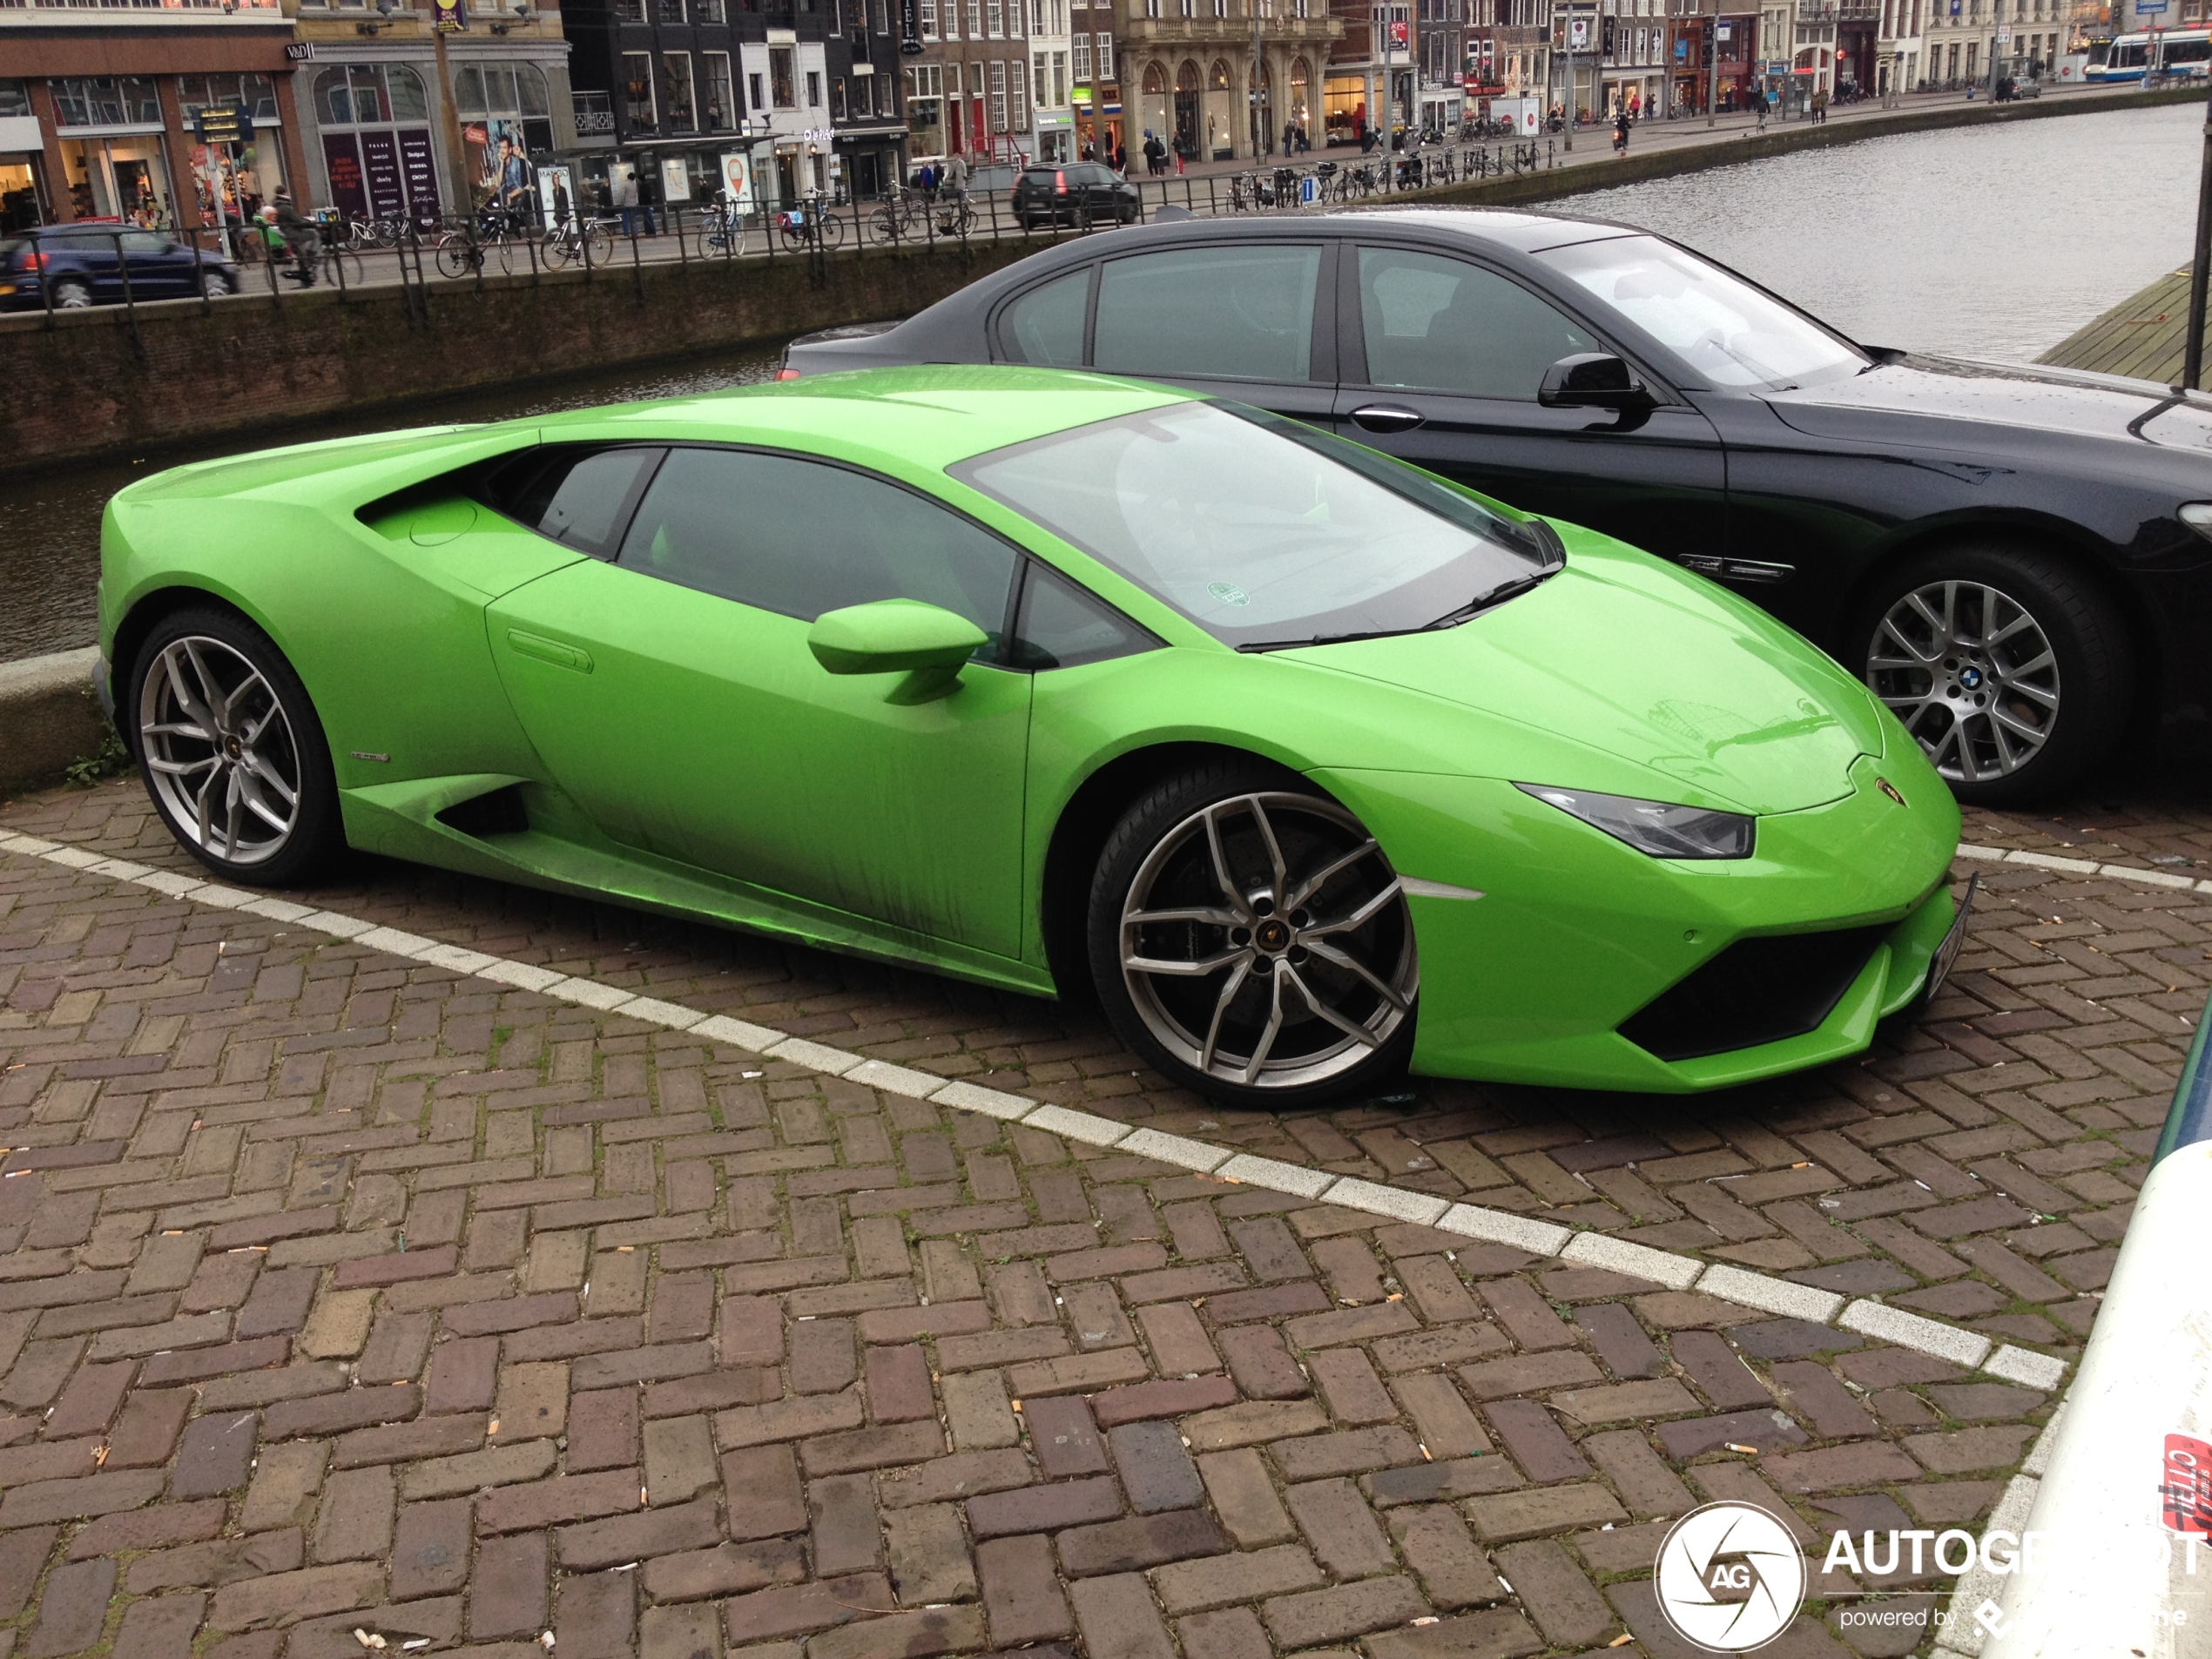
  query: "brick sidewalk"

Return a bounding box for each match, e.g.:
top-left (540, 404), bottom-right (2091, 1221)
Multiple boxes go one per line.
top-left (0, 766), bottom-right (2205, 1657)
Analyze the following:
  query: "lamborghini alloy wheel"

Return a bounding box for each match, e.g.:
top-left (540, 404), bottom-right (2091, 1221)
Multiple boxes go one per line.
top-left (130, 609), bottom-right (342, 884)
top-left (1091, 769), bottom-right (1418, 1106)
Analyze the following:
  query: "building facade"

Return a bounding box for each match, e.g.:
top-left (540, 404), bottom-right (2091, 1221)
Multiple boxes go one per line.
top-left (290, 0), bottom-right (577, 227)
top-left (1919, 0), bottom-right (2061, 86)
top-left (1, 0), bottom-right (303, 234)
top-left (900, 0), bottom-right (1036, 167)
top-left (563, 0), bottom-right (903, 207)
top-left (1125, 0), bottom-right (1339, 161)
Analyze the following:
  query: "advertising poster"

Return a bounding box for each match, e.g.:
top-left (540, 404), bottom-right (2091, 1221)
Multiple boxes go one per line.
top-left (360, 129), bottom-right (406, 219)
top-left (322, 134), bottom-right (368, 219)
top-left (536, 162), bottom-right (573, 229)
top-left (719, 150), bottom-right (755, 212)
top-left (661, 156), bottom-right (691, 203)
top-left (398, 129), bottom-right (441, 224)
top-left (467, 117), bottom-right (535, 217)
top-left (431, 0), bottom-right (469, 30)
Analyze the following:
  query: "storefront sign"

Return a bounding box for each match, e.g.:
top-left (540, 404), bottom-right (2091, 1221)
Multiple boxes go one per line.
top-left (361, 130), bottom-right (407, 218)
top-left (432, 0), bottom-right (469, 32)
top-left (398, 128), bottom-right (441, 221)
top-left (900, 0), bottom-right (923, 54)
top-left (286, 42), bottom-right (316, 61)
top-left (194, 105), bottom-right (247, 146)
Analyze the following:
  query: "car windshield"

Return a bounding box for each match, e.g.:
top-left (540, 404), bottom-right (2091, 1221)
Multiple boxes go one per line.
top-left (954, 400), bottom-right (1558, 650)
top-left (1534, 233), bottom-right (1865, 390)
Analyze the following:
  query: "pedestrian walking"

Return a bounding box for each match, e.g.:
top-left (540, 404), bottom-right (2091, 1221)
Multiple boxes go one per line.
top-left (1754, 85), bottom-right (1769, 131)
top-left (942, 152), bottom-right (969, 195)
top-left (614, 170), bottom-right (637, 237)
top-left (1811, 85), bottom-right (1828, 124)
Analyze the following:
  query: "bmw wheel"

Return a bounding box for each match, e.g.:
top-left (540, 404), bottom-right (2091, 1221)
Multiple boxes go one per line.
top-left (1856, 543), bottom-right (2130, 806)
top-left (1089, 764), bottom-right (1418, 1108)
top-left (127, 608), bottom-right (343, 885)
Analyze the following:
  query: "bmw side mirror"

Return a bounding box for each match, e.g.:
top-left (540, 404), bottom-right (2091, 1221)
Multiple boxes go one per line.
top-left (1539, 352), bottom-right (1653, 411)
top-left (807, 598), bottom-right (986, 698)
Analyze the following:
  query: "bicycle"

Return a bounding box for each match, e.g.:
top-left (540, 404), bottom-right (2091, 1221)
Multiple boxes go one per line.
top-left (544, 214), bottom-right (617, 267)
top-left (931, 192), bottom-right (974, 237)
top-left (777, 194), bottom-right (846, 253)
top-left (314, 222), bottom-right (366, 288)
top-left (435, 208), bottom-right (522, 279)
top-left (869, 186), bottom-right (927, 245)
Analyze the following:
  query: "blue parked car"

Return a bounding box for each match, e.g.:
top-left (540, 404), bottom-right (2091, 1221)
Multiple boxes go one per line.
top-left (0, 224), bottom-right (239, 311)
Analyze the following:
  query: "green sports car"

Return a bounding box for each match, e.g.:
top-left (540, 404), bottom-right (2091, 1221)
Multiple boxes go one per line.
top-left (98, 366), bottom-right (1966, 1107)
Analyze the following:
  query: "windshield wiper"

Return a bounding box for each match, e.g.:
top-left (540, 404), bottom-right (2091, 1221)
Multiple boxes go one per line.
top-left (1236, 562), bottom-right (1563, 654)
top-left (1426, 563), bottom-right (1561, 631)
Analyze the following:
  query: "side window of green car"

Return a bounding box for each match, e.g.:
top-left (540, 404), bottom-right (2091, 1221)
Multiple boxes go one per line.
top-left (616, 446), bottom-right (1020, 640)
top-left (1006, 561), bottom-right (1157, 670)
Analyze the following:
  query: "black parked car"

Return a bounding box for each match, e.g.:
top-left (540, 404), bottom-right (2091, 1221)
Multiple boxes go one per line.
top-left (785, 209), bottom-right (2212, 803)
top-left (0, 224), bottom-right (239, 311)
top-left (1009, 163), bottom-right (1140, 229)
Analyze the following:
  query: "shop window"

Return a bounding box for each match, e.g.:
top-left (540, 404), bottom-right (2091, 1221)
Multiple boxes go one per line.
top-left (704, 53), bottom-right (736, 128)
top-left (178, 75), bottom-right (280, 122)
top-left (52, 78), bottom-right (162, 129)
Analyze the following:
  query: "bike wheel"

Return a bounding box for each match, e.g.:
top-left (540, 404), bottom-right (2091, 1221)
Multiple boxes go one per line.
top-left (324, 247), bottom-right (366, 289)
top-left (871, 206), bottom-right (901, 244)
top-left (490, 238), bottom-right (514, 276)
top-left (542, 231), bottom-right (573, 269)
top-left (435, 241), bottom-right (475, 280)
top-left (819, 213), bottom-right (846, 250)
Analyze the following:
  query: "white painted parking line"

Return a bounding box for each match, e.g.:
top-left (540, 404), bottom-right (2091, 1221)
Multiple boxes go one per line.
top-left (0, 833), bottom-right (2079, 1392)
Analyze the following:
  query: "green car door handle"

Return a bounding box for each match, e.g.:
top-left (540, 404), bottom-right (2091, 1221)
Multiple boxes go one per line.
top-left (506, 630), bottom-right (595, 674)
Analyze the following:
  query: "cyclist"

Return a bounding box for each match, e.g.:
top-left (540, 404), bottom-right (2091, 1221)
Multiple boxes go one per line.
top-left (270, 192), bottom-right (318, 286)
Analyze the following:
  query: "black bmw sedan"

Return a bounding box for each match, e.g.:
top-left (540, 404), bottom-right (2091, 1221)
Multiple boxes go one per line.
top-left (782, 209), bottom-right (2212, 805)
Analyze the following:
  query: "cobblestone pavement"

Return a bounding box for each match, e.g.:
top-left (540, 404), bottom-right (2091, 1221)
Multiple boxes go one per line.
top-left (0, 767), bottom-right (2205, 1658)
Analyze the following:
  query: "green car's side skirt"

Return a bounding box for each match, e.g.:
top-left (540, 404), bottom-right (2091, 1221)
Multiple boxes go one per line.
top-left (339, 774), bottom-right (1059, 998)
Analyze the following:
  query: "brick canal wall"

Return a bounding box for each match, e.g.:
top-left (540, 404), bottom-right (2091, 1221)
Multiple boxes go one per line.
top-left (0, 239), bottom-right (1035, 476)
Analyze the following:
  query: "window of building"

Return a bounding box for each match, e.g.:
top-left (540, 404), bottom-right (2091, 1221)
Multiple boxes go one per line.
top-left (772, 47), bottom-right (798, 105)
top-left (0, 81), bottom-right (30, 121)
top-left (1052, 51), bottom-right (1067, 101)
top-left (923, 0), bottom-right (939, 35)
top-left (990, 58), bottom-right (1008, 125)
top-left (657, 0), bottom-right (684, 19)
top-left (177, 75), bottom-right (280, 121)
top-left (988, 0), bottom-right (1003, 32)
top-left (314, 64), bottom-right (430, 125)
top-left (1074, 34), bottom-right (1092, 78)
top-left (51, 78), bottom-right (163, 129)
top-left (750, 71), bottom-right (767, 111)
top-left (807, 69), bottom-right (823, 105)
top-left (697, 0), bottom-right (726, 17)
top-left (1034, 51), bottom-right (1048, 105)
top-left (968, 0), bottom-right (984, 36)
top-left (1097, 32), bottom-right (1112, 73)
top-left (664, 52), bottom-right (697, 131)
top-left (703, 52), bottom-right (735, 127)
top-left (1010, 59), bottom-right (1027, 121)
top-left (624, 52), bottom-right (659, 130)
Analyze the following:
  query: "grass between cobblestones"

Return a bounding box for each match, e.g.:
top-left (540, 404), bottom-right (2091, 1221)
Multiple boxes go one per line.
top-left (0, 771), bottom-right (2203, 1657)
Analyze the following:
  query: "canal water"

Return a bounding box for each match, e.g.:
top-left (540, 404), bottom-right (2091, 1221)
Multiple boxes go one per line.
top-left (0, 98), bottom-right (2199, 665)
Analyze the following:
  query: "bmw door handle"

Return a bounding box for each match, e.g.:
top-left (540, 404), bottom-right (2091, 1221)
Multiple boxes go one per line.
top-left (1349, 405), bottom-right (1425, 434)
